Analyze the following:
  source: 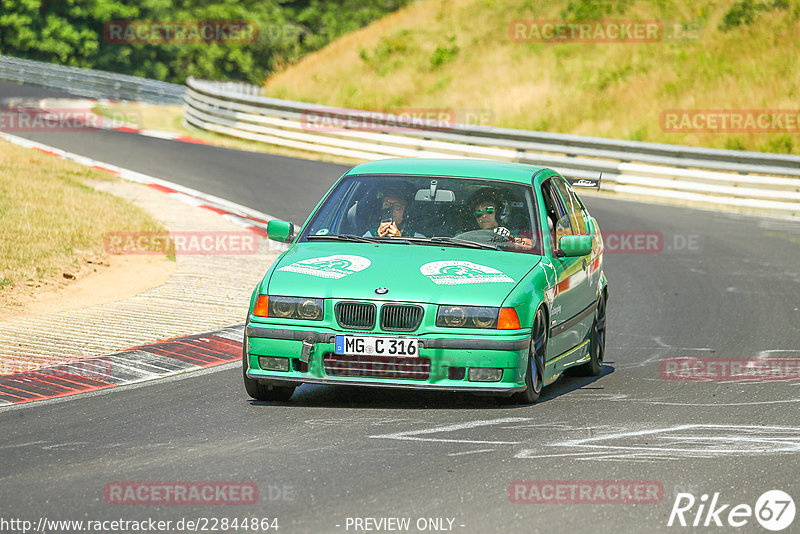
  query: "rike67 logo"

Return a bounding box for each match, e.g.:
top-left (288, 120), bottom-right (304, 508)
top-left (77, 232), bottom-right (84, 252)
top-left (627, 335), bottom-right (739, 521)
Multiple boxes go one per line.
top-left (668, 490), bottom-right (795, 531)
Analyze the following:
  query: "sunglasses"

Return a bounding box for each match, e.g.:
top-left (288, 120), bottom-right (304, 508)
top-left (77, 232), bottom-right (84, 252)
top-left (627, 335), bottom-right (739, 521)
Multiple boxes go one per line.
top-left (474, 206), bottom-right (496, 217)
top-left (382, 202), bottom-right (406, 210)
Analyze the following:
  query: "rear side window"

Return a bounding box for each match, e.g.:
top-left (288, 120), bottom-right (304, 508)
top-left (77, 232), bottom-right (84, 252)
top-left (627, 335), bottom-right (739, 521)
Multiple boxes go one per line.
top-left (554, 178), bottom-right (587, 235)
top-left (541, 179), bottom-right (573, 249)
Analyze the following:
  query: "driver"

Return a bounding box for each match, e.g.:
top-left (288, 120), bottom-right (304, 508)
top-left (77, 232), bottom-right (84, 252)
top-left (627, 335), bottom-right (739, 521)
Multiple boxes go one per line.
top-left (469, 190), bottom-right (532, 249)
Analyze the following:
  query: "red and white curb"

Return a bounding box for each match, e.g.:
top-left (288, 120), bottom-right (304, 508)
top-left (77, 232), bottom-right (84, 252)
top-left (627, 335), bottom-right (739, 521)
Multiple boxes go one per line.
top-left (0, 131), bottom-right (291, 247)
top-left (110, 124), bottom-right (209, 144)
top-left (0, 325), bottom-right (244, 406)
top-left (0, 131), bottom-right (295, 404)
top-left (14, 97), bottom-right (210, 145)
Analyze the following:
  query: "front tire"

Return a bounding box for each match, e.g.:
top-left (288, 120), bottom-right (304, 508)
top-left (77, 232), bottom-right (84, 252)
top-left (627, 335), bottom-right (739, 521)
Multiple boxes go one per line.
top-left (507, 307), bottom-right (547, 404)
top-left (242, 337), bottom-right (295, 402)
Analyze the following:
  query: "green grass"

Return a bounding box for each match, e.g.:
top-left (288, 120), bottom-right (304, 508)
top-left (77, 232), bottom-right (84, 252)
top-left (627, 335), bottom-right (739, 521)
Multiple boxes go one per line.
top-left (0, 141), bottom-right (168, 291)
top-left (260, 0), bottom-right (800, 154)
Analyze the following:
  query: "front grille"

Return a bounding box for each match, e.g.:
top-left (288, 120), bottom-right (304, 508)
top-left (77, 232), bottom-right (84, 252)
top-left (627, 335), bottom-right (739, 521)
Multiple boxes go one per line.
top-left (335, 302), bottom-right (376, 330)
top-left (324, 354), bottom-right (431, 380)
top-left (380, 304), bottom-right (424, 331)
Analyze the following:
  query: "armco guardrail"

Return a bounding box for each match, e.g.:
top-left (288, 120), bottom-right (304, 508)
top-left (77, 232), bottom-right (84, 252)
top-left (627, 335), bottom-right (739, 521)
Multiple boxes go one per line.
top-left (185, 77), bottom-right (800, 215)
top-left (0, 55), bottom-right (184, 105)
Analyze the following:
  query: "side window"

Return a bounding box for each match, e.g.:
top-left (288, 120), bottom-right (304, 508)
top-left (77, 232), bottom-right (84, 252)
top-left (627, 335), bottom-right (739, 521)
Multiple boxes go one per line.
top-left (568, 188), bottom-right (591, 235)
top-left (541, 179), bottom-right (574, 249)
top-left (335, 181), bottom-right (368, 235)
top-left (554, 178), bottom-right (587, 235)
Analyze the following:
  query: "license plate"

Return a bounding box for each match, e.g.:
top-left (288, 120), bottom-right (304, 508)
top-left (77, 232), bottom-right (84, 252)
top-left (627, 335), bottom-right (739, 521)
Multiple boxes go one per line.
top-left (334, 335), bottom-right (419, 357)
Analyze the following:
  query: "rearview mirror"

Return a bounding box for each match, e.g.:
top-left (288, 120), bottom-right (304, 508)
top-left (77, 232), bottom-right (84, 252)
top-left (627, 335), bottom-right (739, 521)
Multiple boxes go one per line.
top-left (267, 220), bottom-right (294, 243)
top-left (558, 235), bottom-right (592, 257)
top-left (415, 189), bottom-right (455, 202)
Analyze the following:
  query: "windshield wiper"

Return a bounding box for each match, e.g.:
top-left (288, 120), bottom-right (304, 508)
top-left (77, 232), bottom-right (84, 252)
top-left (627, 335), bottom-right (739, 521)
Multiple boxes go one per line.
top-left (307, 234), bottom-right (500, 250)
top-left (307, 234), bottom-right (379, 243)
top-left (371, 237), bottom-right (415, 245)
top-left (425, 236), bottom-right (501, 250)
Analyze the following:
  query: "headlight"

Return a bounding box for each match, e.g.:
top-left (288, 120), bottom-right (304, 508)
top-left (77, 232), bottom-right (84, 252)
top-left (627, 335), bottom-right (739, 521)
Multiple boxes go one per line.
top-left (436, 306), bottom-right (521, 329)
top-left (253, 295), bottom-right (324, 320)
top-left (436, 306), bottom-right (499, 329)
top-left (472, 307), bottom-right (498, 328)
top-left (272, 297), bottom-right (296, 318)
top-left (297, 298), bottom-right (323, 319)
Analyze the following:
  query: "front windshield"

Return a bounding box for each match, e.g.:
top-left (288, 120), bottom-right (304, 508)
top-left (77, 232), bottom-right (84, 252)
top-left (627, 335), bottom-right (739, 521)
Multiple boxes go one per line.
top-left (300, 174), bottom-right (542, 255)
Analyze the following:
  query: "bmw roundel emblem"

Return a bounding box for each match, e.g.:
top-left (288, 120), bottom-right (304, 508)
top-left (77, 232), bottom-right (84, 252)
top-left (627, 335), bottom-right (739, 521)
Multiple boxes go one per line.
top-left (375, 287), bottom-right (389, 295)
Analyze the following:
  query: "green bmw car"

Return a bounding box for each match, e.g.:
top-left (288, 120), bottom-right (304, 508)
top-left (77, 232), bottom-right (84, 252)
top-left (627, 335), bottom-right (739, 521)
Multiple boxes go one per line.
top-left (244, 158), bottom-right (607, 404)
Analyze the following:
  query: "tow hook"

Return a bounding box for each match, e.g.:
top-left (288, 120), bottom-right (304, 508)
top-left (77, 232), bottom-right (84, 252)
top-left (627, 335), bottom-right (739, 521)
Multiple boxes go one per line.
top-left (301, 337), bottom-right (315, 362)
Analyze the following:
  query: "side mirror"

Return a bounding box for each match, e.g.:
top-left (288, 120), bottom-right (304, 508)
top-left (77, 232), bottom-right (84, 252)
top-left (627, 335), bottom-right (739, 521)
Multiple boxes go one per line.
top-left (558, 235), bottom-right (592, 257)
top-left (267, 220), bottom-right (294, 243)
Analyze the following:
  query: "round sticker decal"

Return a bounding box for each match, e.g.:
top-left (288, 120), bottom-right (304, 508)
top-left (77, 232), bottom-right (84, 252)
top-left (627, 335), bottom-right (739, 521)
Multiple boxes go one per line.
top-left (278, 255), bottom-right (371, 279)
top-left (420, 261), bottom-right (515, 285)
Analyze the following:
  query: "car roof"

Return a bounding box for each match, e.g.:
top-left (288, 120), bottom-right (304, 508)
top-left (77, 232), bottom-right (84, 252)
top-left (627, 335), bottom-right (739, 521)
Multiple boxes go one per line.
top-left (344, 158), bottom-right (552, 185)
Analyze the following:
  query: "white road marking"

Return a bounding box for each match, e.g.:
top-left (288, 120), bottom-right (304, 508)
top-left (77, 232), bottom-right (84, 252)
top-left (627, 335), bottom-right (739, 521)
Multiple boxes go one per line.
top-left (305, 417), bottom-right (412, 426)
top-left (758, 219), bottom-right (800, 231)
top-left (641, 398), bottom-right (800, 405)
top-left (515, 424), bottom-right (800, 461)
top-left (591, 452), bottom-right (691, 462)
top-left (757, 349), bottom-right (800, 358)
top-left (446, 449), bottom-right (495, 457)
top-left (559, 389), bottom-right (800, 407)
top-left (0, 440), bottom-right (47, 449)
top-left (369, 417), bottom-right (531, 444)
top-left (613, 336), bottom-right (716, 369)
top-left (41, 441), bottom-right (90, 450)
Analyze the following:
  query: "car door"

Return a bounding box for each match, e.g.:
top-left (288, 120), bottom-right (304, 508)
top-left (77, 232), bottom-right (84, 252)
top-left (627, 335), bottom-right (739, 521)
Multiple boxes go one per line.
top-left (539, 177), bottom-right (594, 369)
top-left (553, 177), bottom-right (596, 343)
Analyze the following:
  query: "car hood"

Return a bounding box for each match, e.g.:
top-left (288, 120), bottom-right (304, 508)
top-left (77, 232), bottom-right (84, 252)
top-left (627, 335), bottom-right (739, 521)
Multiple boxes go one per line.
top-left (267, 242), bottom-right (541, 306)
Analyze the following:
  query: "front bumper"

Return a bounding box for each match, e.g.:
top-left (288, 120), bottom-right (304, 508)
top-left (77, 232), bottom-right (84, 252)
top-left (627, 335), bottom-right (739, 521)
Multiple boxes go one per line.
top-left (245, 325), bottom-right (530, 394)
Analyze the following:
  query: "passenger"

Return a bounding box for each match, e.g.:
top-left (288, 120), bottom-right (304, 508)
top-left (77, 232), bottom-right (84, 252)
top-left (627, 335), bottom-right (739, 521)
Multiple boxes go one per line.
top-left (365, 185), bottom-right (424, 238)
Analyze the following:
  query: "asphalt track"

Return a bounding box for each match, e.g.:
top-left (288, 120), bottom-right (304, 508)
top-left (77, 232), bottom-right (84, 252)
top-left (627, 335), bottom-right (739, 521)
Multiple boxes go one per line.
top-left (2, 81), bottom-right (800, 533)
top-left (0, 81), bottom-right (348, 223)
